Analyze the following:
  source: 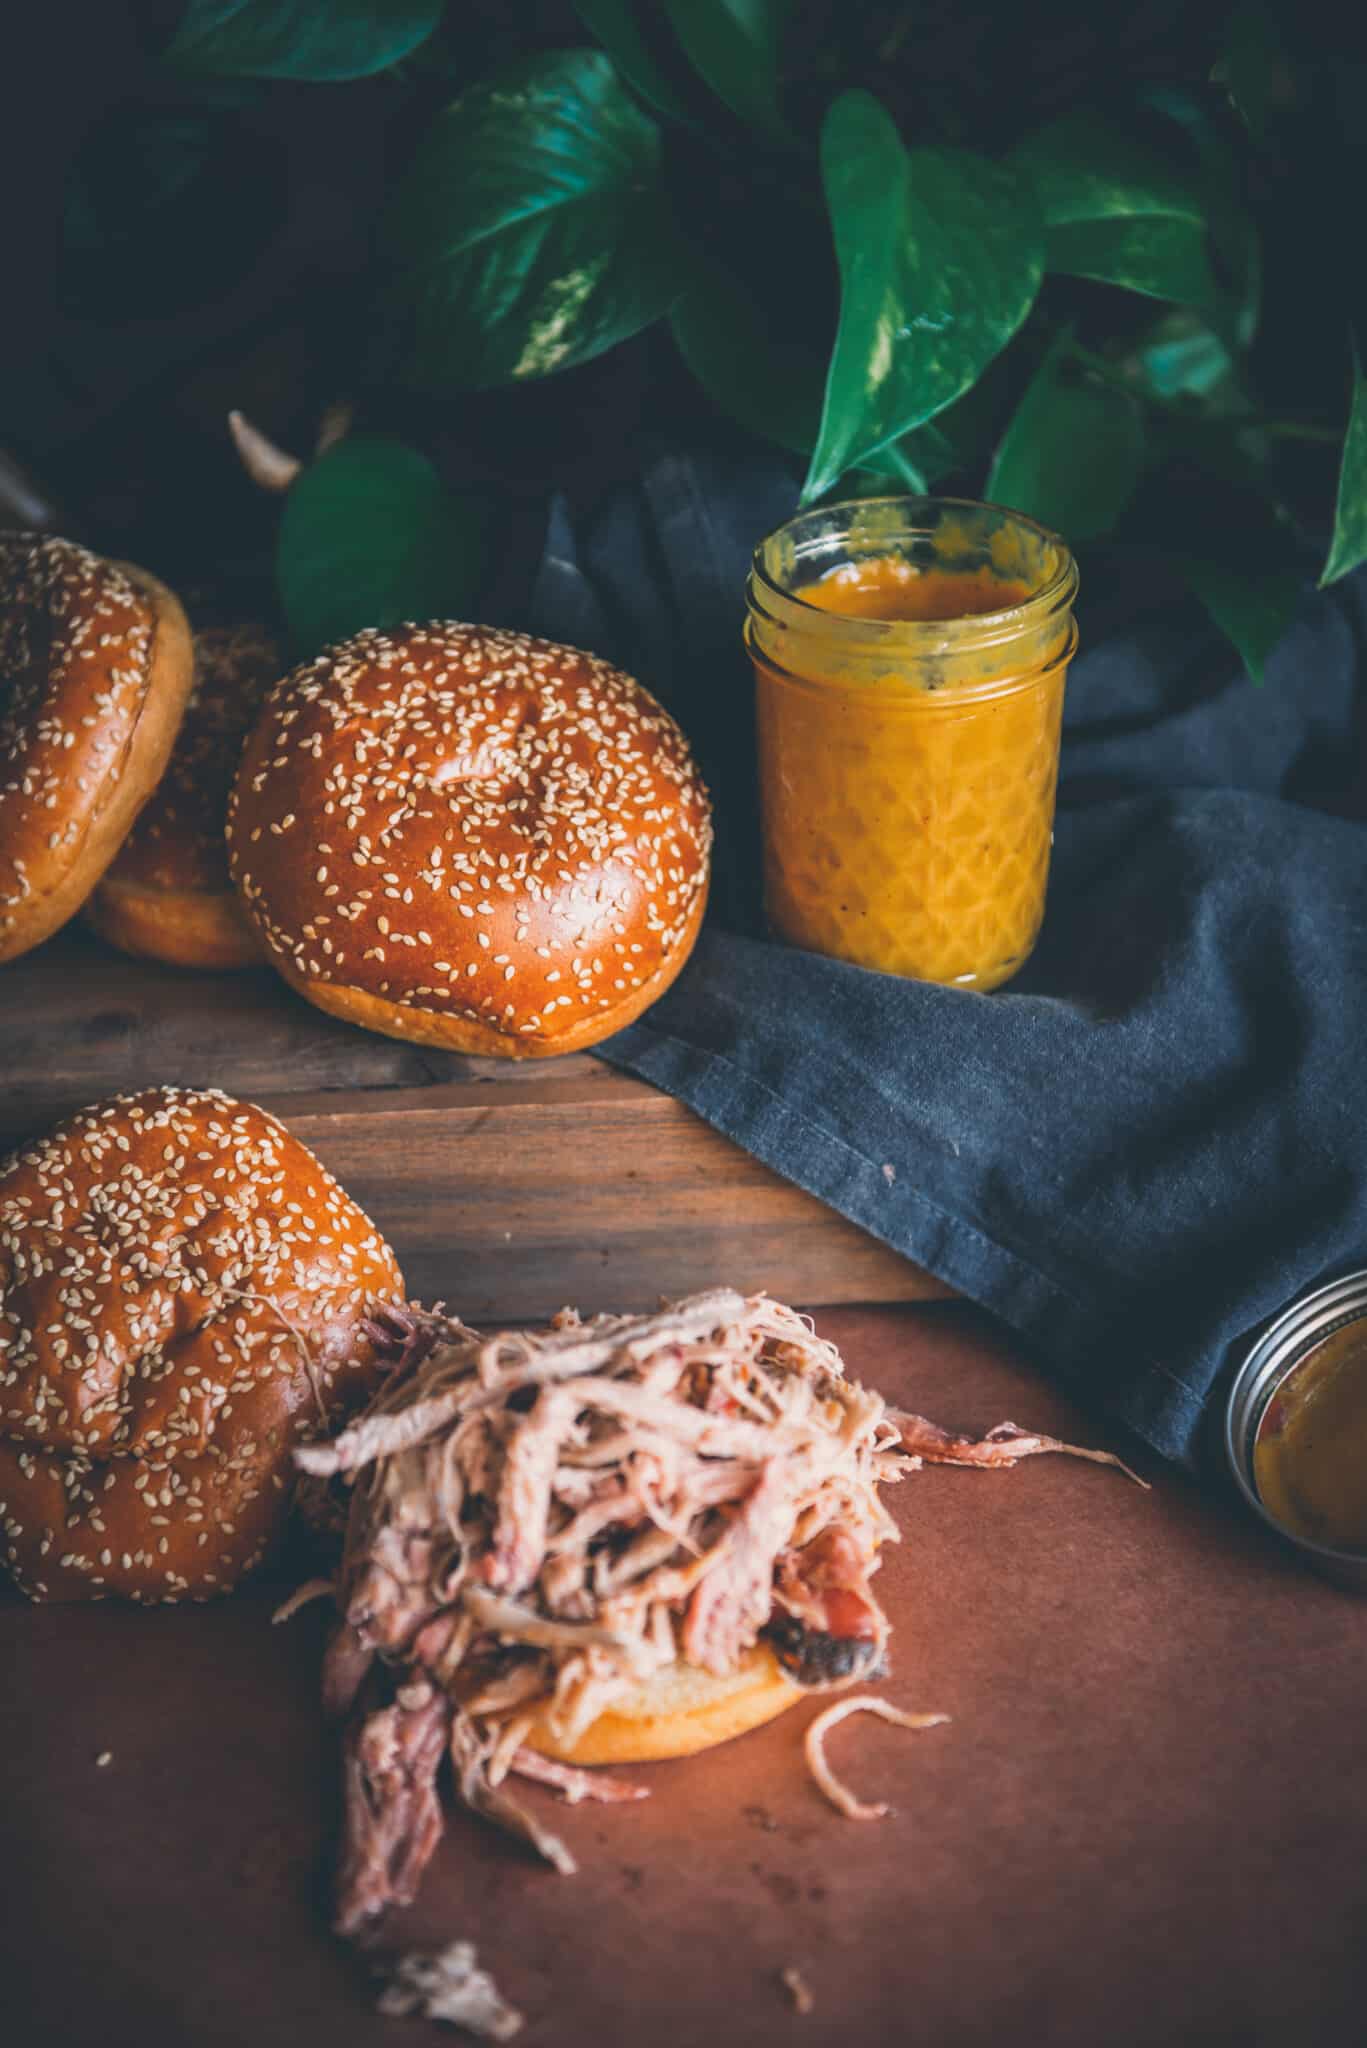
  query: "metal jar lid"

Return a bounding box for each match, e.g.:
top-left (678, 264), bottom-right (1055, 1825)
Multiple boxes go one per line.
top-left (1225, 1269), bottom-right (1367, 1591)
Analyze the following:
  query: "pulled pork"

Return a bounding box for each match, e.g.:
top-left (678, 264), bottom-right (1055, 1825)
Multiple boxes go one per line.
top-left (298, 1290), bottom-right (1138, 1934)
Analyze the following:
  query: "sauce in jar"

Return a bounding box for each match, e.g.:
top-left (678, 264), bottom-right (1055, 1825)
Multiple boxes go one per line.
top-left (1253, 1323), bottom-right (1367, 1553)
top-left (745, 498), bottom-right (1078, 991)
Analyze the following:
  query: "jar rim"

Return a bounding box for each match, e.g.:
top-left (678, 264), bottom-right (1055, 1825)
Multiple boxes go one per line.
top-left (748, 494), bottom-right (1079, 657)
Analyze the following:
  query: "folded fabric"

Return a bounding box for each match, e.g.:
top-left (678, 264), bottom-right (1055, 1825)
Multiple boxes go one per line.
top-left (526, 436), bottom-right (1367, 1468)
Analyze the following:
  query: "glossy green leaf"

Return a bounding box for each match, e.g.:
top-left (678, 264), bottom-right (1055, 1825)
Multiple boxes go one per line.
top-left (390, 52), bottom-right (676, 389)
top-left (573, 0), bottom-right (691, 122)
top-left (1012, 109), bottom-right (1236, 327)
top-left (804, 94), bottom-right (1043, 504)
top-left (1184, 547), bottom-right (1301, 682)
top-left (277, 437), bottom-right (488, 657)
top-left (670, 248), bottom-right (823, 454)
top-left (1321, 351), bottom-right (1367, 586)
top-left (1045, 216), bottom-right (1226, 320)
top-left (986, 338), bottom-right (1143, 542)
top-left (661, 0), bottom-right (793, 143)
top-left (167, 0), bottom-right (440, 81)
top-left (1010, 111), bottom-right (1206, 229)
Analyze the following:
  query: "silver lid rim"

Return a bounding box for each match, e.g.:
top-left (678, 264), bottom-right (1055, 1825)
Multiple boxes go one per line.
top-left (1224, 1269), bottom-right (1367, 1580)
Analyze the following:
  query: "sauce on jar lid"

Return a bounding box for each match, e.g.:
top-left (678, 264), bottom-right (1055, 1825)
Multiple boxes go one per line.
top-left (1253, 1321), bottom-right (1367, 1552)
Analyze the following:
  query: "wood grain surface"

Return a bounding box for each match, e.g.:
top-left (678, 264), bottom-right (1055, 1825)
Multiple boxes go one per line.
top-left (0, 928), bottom-right (949, 1316)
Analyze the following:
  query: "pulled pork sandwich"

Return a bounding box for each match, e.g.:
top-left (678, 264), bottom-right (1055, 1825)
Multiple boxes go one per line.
top-left (298, 1288), bottom-right (1135, 1934)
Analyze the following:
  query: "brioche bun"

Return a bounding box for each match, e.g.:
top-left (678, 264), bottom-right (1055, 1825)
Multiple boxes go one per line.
top-left (525, 1643), bottom-right (802, 1765)
top-left (226, 622), bottom-right (711, 1056)
top-left (0, 535), bottom-right (195, 962)
top-left (0, 1087), bottom-right (403, 1602)
top-left (87, 622), bottom-right (282, 970)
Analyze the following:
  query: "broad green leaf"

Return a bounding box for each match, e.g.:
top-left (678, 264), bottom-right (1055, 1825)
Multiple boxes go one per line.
top-left (61, 102), bottom-right (278, 318)
top-left (1184, 547), bottom-right (1301, 682)
top-left (1010, 111), bottom-right (1206, 229)
top-left (1013, 109), bottom-right (1239, 330)
top-left (574, 0), bottom-right (692, 123)
top-left (1045, 216), bottom-right (1227, 321)
top-left (277, 437), bottom-right (488, 657)
top-left (390, 52), bottom-right (676, 389)
top-left (670, 246), bottom-right (823, 454)
top-left (1140, 87), bottom-right (1261, 347)
top-left (856, 438), bottom-right (931, 495)
top-left (986, 338), bottom-right (1143, 542)
top-left (167, 0), bottom-right (440, 81)
top-left (804, 94), bottom-right (1043, 504)
top-left (661, 0), bottom-right (794, 144)
top-left (1321, 352), bottom-right (1367, 586)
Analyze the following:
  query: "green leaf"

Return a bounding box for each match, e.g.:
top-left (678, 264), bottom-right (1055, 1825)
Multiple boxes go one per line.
top-left (1184, 548), bottom-right (1301, 683)
top-left (573, 0), bottom-right (692, 122)
top-left (986, 338), bottom-right (1143, 542)
top-left (661, 0), bottom-right (794, 144)
top-left (1321, 351), bottom-right (1367, 586)
top-left (804, 93), bottom-right (1043, 504)
top-left (167, 0), bottom-right (440, 81)
top-left (1045, 216), bottom-right (1226, 321)
top-left (1012, 109), bottom-right (1237, 328)
top-left (277, 437), bottom-right (489, 657)
top-left (390, 51), bottom-right (676, 389)
top-left (1010, 110), bottom-right (1206, 230)
top-left (671, 257), bottom-right (823, 455)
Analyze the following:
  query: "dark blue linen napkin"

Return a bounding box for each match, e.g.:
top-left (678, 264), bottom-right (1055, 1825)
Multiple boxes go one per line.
top-left (526, 440), bottom-right (1367, 1467)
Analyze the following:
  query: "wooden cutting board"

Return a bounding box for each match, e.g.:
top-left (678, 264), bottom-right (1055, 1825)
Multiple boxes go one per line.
top-left (0, 928), bottom-right (948, 1317)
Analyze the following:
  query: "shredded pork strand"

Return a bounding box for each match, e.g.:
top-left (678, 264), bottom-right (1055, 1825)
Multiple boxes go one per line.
top-left (804, 1696), bottom-right (950, 1822)
top-left (377, 1941), bottom-right (523, 2039)
top-left (890, 1411), bottom-right (1149, 1487)
top-left (308, 1290), bottom-right (1134, 1932)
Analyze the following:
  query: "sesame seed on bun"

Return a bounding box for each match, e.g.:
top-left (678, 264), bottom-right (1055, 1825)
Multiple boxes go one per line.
top-left (225, 623), bottom-right (711, 1057)
top-left (87, 622), bottom-right (283, 970)
top-left (0, 1087), bottom-right (403, 1603)
top-left (0, 534), bottom-right (195, 963)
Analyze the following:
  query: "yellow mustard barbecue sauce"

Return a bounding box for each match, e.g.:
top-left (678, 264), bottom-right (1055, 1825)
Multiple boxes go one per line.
top-left (1254, 1324), bottom-right (1367, 1552)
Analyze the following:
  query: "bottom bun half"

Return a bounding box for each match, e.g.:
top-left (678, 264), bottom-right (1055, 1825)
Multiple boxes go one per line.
top-left (86, 876), bottom-right (265, 971)
top-left (524, 1644), bottom-right (802, 1766)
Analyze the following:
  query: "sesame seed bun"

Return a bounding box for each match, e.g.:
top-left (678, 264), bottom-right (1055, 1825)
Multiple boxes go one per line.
top-left (226, 623), bottom-right (711, 1057)
top-left (0, 1088), bottom-right (403, 1603)
top-left (524, 1644), bottom-right (802, 1766)
top-left (0, 535), bottom-right (195, 963)
top-left (86, 623), bottom-right (283, 970)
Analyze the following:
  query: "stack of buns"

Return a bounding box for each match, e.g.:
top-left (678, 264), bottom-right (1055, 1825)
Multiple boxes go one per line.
top-left (0, 532), bottom-right (711, 1050)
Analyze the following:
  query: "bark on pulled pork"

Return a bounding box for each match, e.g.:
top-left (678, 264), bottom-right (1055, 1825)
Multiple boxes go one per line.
top-left (298, 1290), bottom-right (1137, 1934)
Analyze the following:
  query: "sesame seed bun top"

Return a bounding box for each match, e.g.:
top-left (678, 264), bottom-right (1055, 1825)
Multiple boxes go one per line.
top-left (0, 1087), bottom-right (403, 1603)
top-left (225, 622), bottom-right (711, 1057)
top-left (0, 533), bottom-right (195, 962)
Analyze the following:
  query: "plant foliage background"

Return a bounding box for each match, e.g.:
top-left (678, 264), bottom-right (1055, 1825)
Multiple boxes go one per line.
top-left (8, 0), bottom-right (1366, 678)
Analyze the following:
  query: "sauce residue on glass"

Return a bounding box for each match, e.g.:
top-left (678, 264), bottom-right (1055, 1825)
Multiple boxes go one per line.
top-left (798, 556), bottom-right (1032, 623)
top-left (1253, 1321), bottom-right (1367, 1552)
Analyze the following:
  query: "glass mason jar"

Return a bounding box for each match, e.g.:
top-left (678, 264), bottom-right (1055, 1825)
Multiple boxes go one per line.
top-left (744, 496), bottom-right (1079, 992)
